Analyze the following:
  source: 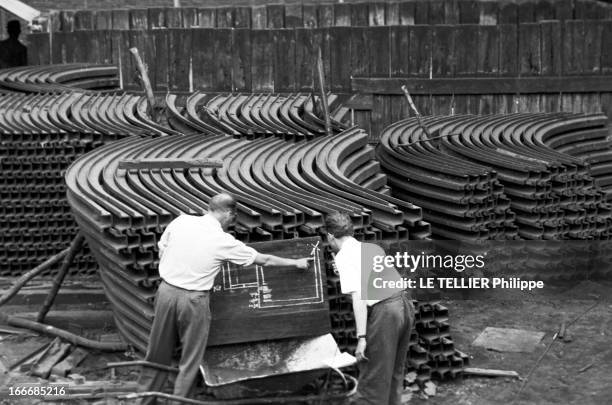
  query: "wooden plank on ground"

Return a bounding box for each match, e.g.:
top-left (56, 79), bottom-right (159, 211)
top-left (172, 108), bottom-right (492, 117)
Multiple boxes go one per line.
top-left (192, 28), bottom-right (215, 91)
top-left (232, 29), bottom-right (252, 92)
top-left (50, 348), bottom-right (88, 377)
top-left (274, 29), bottom-right (297, 92)
top-left (31, 339), bottom-right (71, 379)
top-left (351, 76), bottom-right (612, 94)
top-left (251, 30), bottom-right (274, 92)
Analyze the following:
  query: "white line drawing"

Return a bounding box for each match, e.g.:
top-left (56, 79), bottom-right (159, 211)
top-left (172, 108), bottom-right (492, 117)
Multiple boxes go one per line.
top-left (216, 243), bottom-right (324, 309)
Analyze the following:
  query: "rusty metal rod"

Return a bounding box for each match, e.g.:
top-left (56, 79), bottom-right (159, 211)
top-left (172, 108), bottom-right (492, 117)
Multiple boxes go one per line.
top-left (0, 313), bottom-right (128, 352)
top-left (315, 46), bottom-right (331, 136)
top-left (0, 248), bottom-right (69, 306)
top-left (129, 47), bottom-right (157, 122)
top-left (36, 233), bottom-right (85, 323)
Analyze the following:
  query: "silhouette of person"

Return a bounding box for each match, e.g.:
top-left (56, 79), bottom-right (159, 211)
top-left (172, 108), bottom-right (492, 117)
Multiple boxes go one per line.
top-left (0, 20), bottom-right (27, 69)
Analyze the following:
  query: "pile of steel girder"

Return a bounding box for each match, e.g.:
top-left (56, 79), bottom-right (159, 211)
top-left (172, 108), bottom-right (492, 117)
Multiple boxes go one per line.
top-left (165, 92), bottom-right (349, 139)
top-left (377, 113), bottom-right (612, 241)
top-left (0, 92), bottom-right (161, 277)
top-left (63, 127), bottom-right (440, 359)
top-left (0, 64), bottom-right (119, 93)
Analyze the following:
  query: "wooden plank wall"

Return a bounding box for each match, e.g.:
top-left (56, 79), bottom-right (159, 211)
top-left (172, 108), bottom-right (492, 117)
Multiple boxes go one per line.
top-left (28, 19), bottom-right (612, 141)
top-left (48, 0), bottom-right (612, 32)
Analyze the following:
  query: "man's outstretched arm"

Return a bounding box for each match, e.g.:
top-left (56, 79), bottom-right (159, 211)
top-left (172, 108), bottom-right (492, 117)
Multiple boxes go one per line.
top-left (254, 254), bottom-right (310, 270)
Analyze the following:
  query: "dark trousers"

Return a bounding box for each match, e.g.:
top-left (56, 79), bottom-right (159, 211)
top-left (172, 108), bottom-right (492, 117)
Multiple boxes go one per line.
top-left (354, 291), bottom-right (415, 405)
top-left (138, 280), bottom-right (211, 403)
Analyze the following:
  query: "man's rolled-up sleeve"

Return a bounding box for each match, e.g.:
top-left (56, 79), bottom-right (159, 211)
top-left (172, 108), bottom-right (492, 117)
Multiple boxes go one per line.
top-left (221, 236), bottom-right (258, 266)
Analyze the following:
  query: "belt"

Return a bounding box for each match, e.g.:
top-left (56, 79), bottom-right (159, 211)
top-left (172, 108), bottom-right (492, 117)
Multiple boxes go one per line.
top-left (372, 290), bottom-right (410, 307)
top-left (161, 279), bottom-right (211, 293)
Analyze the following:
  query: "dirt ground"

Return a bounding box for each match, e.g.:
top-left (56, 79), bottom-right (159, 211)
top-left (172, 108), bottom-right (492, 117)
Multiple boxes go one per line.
top-left (1, 280), bottom-right (611, 405)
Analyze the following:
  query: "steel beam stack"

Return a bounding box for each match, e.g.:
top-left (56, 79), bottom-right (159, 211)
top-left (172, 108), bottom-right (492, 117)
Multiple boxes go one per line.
top-left (378, 113), bottom-right (612, 241)
top-left (0, 64), bottom-right (119, 93)
top-left (165, 92), bottom-right (349, 139)
top-left (0, 92), bottom-right (163, 277)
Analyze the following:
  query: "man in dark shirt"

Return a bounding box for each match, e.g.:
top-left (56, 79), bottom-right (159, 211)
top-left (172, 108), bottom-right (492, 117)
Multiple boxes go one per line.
top-left (0, 20), bottom-right (27, 69)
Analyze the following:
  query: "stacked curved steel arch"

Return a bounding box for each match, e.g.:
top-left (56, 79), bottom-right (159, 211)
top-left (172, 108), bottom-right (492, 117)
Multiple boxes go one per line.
top-left (0, 64), bottom-right (119, 93)
top-left (65, 126), bottom-right (476, 381)
top-left (0, 92), bottom-right (162, 277)
top-left (165, 92), bottom-right (349, 139)
top-left (378, 113), bottom-right (612, 241)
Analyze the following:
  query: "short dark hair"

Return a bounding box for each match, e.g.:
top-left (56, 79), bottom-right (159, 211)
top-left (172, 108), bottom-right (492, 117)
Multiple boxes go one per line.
top-left (7, 20), bottom-right (21, 36)
top-left (325, 212), bottom-right (353, 238)
top-left (209, 193), bottom-right (236, 214)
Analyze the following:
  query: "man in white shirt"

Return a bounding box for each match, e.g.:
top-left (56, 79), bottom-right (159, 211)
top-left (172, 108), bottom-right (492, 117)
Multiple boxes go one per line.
top-left (139, 193), bottom-right (310, 402)
top-left (326, 212), bottom-right (414, 405)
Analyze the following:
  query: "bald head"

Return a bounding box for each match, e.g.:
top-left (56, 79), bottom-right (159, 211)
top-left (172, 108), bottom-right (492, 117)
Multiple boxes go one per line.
top-left (209, 193), bottom-right (236, 214)
top-left (209, 193), bottom-right (237, 231)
